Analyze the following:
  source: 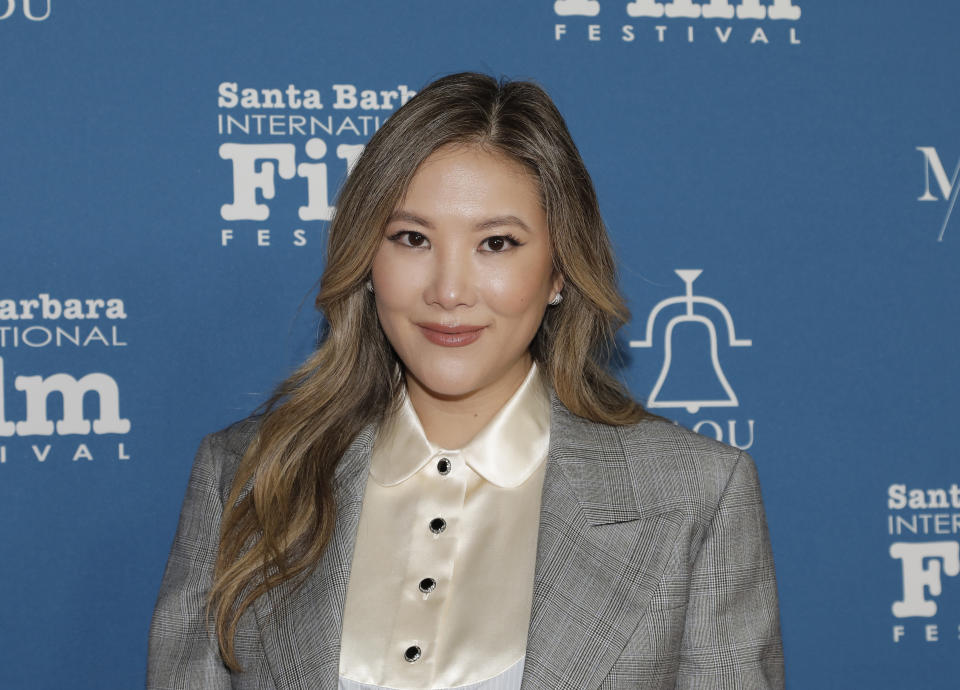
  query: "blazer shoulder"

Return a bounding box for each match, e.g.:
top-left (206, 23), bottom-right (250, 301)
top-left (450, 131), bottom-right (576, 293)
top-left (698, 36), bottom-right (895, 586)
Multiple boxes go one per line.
top-left (620, 416), bottom-right (745, 469)
top-left (206, 414), bottom-right (262, 458)
top-left (608, 416), bottom-right (754, 519)
top-left (192, 415), bottom-right (263, 502)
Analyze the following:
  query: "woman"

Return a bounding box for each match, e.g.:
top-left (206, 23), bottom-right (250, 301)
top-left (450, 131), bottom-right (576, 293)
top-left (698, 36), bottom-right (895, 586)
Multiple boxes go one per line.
top-left (148, 72), bottom-right (783, 689)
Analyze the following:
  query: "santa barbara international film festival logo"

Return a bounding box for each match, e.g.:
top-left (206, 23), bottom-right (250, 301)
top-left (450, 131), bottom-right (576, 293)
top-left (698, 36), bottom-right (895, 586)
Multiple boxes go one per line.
top-left (552, 0), bottom-right (802, 46)
top-left (887, 483), bottom-right (960, 644)
top-left (630, 269), bottom-right (754, 449)
top-left (217, 80), bottom-right (415, 249)
top-left (0, 294), bottom-right (132, 467)
top-left (916, 146), bottom-right (959, 242)
top-left (0, 0), bottom-right (51, 21)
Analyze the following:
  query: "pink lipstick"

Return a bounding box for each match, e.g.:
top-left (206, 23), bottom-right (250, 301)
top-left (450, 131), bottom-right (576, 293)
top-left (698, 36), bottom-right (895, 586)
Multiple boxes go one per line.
top-left (417, 323), bottom-right (485, 347)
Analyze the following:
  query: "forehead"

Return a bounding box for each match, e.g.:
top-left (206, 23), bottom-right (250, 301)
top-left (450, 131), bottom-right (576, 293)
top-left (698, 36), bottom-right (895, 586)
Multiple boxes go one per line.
top-left (397, 143), bottom-right (543, 214)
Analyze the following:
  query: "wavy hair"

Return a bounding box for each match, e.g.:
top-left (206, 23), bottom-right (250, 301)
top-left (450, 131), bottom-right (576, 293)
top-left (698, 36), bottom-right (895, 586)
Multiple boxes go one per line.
top-left (209, 71), bottom-right (650, 670)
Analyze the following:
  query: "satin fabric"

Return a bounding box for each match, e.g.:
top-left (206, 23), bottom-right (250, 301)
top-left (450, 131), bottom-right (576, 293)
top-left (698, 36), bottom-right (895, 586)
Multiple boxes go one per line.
top-left (338, 658), bottom-right (525, 690)
top-left (338, 362), bottom-right (550, 690)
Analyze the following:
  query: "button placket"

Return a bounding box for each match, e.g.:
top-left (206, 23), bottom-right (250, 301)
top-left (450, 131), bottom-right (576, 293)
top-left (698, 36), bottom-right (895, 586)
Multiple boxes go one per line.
top-left (390, 451), bottom-right (466, 685)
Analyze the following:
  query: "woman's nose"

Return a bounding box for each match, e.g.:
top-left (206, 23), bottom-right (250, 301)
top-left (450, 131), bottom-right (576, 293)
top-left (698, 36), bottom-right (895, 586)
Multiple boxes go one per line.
top-left (424, 246), bottom-right (476, 310)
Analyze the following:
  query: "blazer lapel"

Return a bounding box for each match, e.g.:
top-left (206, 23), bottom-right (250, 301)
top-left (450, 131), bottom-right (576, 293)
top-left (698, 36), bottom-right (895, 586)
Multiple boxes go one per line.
top-left (521, 395), bottom-right (682, 690)
top-left (253, 423), bottom-right (375, 690)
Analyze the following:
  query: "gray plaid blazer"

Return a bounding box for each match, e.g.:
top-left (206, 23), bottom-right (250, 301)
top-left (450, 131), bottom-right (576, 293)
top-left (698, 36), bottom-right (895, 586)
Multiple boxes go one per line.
top-left (148, 392), bottom-right (784, 689)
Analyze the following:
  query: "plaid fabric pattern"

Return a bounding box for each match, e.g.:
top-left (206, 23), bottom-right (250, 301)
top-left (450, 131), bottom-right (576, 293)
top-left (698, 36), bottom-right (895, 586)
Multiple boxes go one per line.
top-left (148, 393), bottom-right (783, 689)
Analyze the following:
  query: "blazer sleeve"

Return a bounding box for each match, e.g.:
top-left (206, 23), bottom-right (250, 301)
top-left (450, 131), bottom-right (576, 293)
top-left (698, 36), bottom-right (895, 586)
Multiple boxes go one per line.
top-left (676, 450), bottom-right (785, 689)
top-left (147, 434), bottom-right (233, 689)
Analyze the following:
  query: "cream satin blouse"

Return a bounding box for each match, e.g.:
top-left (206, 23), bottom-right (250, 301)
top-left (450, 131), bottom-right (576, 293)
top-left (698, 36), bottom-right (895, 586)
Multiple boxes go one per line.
top-left (338, 362), bottom-right (551, 690)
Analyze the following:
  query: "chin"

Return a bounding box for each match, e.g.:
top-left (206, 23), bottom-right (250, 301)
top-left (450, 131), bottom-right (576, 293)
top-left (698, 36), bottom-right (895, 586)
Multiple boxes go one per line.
top-left (406, 361), bottom-right (487, 399)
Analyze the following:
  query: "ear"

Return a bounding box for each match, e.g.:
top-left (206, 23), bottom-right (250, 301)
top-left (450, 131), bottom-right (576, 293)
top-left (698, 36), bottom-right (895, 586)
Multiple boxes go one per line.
top-left (550, 270), bottom-right (565, 300)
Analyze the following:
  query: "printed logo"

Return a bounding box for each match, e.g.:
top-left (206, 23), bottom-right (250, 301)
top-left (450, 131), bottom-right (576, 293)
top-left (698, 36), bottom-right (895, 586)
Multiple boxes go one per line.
top-left (556, 0), bottom-right (800, 17)
top-left (217, 81), bottom-right (415, 249)
top-left (887, 483), bottom-right (960, 643)
top-left (0, 294), bottom-right (131, 466)
top-left (631, 269), bottom-right (754, 449)
top-left (0, 357), bottom-right (130, 437)
top-left (0, 0), bottom-right (51, 21)
top-left (916, 146), bottom-right (959, 242)
top-left (553, 0), bottom-right (802, 46)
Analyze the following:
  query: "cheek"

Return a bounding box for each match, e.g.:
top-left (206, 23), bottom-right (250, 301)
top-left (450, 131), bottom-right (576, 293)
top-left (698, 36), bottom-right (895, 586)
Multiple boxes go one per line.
top-left (372, 246), bottom-right (420, 305)
top-left (371, 249), bottom-right (413, 344)
top-left (372, 292), bottom-right (413, 364)
top-left (482, 258), bottom-right (553, 317)
top-left (371, 244), bottom-right (398, 292)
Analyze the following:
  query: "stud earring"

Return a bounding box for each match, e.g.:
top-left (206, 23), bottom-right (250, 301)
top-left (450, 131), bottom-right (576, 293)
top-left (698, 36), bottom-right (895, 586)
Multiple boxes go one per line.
top-left (366, 279), bottom-right (374, 293)
top-left (548, 291), bottom-right (563, 306)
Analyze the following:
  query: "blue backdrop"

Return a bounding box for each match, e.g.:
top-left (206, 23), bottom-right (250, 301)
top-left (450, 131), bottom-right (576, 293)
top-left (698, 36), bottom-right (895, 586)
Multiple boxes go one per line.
top-left (2, 1), bottom-right (958, 687)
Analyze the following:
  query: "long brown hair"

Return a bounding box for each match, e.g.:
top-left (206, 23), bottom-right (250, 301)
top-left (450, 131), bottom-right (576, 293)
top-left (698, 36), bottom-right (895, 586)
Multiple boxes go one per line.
top-left (209, 71), bottom-right (650, 669)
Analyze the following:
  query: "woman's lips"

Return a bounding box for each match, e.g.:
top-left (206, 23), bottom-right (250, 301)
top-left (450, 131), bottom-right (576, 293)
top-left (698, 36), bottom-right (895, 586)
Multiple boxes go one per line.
top-left (417, 323), bottom-right (485, 347)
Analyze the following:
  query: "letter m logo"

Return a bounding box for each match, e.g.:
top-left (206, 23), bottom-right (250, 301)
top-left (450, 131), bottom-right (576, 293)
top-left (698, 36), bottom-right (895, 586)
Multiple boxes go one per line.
top-left (917, 147), bottom-right (959, 201)
top-left (14, 372), bottom-right (131, 436)
top-left (916, 146), bottom-right (960, 241)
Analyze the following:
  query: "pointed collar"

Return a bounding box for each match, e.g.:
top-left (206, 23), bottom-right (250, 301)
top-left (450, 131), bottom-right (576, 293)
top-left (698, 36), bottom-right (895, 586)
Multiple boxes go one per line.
top-left (368, 361), bottom-right (551, 489)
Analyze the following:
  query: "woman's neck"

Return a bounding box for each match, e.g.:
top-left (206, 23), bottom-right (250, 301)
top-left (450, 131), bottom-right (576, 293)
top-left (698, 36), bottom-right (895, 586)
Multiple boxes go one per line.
top-left (405, 357), bottom-right (533, 449)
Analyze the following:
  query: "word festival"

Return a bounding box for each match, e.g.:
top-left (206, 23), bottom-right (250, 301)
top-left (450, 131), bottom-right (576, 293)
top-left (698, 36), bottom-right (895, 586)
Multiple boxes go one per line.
top-left (553, 0), bottom-right (802, 45)
top-left (887, 484), bottom-right (960, 644)
top-left (0, 440), bottom-right (131, 465)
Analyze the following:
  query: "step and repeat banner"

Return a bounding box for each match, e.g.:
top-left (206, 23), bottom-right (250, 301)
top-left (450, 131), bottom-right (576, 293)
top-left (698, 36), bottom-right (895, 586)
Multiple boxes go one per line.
top-left (1, 1), bottom-right (958, 687)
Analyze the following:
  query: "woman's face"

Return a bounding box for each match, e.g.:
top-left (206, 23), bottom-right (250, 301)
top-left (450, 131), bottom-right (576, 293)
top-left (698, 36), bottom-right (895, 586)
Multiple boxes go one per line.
top-left (371, 143), bottom-right (563, 402)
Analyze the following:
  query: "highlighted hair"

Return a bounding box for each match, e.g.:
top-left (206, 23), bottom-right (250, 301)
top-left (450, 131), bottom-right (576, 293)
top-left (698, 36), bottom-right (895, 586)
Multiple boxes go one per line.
top-left (209, 72), bottom-right (649, 670)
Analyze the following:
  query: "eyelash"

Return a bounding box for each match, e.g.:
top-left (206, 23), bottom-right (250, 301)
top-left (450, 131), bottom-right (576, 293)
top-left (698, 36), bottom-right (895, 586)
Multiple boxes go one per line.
top-left (386, 230), bottom-right (524, 253)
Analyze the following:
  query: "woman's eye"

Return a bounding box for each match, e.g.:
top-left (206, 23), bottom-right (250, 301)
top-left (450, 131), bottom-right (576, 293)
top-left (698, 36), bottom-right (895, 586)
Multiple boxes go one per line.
top-left (389, 230), bottom-right (429, 248)
top-left (480, 235), bottom-right (522, 253)
top-left (387, 231), bottom-right (522, 252)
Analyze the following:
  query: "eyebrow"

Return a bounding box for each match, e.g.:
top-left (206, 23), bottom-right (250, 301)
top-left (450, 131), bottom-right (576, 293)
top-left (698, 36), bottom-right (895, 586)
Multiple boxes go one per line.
top-left (475, 215), bottom-right (532, 233)
top-left (387, 210), bottom-right (434, 229)
top-left (387, 210), bottom-right (532, 233)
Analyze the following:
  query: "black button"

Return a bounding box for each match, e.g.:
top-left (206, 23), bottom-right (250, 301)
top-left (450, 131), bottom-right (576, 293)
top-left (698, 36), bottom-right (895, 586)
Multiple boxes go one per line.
top-left (419, 577), bottom-right (436, 593)
top-left (437, 458), bottom-right (451, 475)
top-left (429, 517), bottom-right (446, 534)
top-left (404, 645), bottom-right (421, 662)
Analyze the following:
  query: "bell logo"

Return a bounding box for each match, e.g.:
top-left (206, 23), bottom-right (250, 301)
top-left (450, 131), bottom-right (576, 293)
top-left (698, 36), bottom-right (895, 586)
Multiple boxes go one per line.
top-left (916, 146), bottom-right (959, 242)
top-left (890, 541), bottom-right (960, 617)
top-left (0, 0), bottom-right (51, 21)
top-left (0, 356), bottom-right (130, 436)
top-left (630, 269), bottom-right (750, 414)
